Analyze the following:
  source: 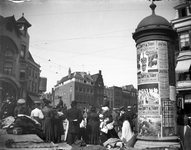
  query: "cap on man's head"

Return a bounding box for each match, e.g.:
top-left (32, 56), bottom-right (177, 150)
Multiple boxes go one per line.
top-left (102, 100), bottom-right (109, 107)
top-left (6, 97), bottom-right (12, 100)
top-left (17, 98), bottom-right (26, 104)
top-left (71, 101), bottom-right (77, 107)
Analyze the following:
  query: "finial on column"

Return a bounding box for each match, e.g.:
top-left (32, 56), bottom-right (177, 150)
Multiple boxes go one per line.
top-left (150, 1), bottom-right (156, 14)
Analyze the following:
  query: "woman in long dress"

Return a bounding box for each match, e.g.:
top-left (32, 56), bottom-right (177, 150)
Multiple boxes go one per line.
top-left (100, 105), bottom-right (119, 145)
top-left (86, 106), bottom-right (100, 145)
top-left (119, 109), bottom-right (134, 143)
top-left (41, 98), bottom-right (54, 142)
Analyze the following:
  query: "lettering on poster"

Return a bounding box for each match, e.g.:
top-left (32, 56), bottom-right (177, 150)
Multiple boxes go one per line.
top-left (138, 105), bottom-right (160, 115)
top-left (138, 72), bottom-right (158, 84)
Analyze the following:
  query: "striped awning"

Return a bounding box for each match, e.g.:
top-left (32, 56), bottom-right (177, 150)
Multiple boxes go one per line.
top-left (175, 60), bottom-right (191, 73)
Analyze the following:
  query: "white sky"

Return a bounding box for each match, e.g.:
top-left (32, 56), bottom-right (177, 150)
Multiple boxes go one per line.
top-left (1, 0), bottom-right (179, 92)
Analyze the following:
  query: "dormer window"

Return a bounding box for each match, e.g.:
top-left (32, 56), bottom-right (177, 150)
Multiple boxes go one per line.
top-left (180, 31), bottom-right (190, 51)
top-left (178, 7), bottom-right (187, 18)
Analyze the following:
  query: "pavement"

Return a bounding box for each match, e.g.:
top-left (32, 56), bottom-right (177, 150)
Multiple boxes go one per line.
top-left (0, 129), bottom-right (72, 150)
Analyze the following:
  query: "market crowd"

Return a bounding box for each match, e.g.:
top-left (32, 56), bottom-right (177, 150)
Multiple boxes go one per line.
top-left (0, 96), bottom-right (138, 148)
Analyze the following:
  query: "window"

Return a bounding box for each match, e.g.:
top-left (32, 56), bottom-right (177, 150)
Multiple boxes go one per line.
top-left (21, 45), bottom-right (26, 58)
top-left (3, 62), bottom-right (13, 75)
top-left (4, 49), bottom-right (13, 58)
top-left (178, 7), bottom-right (187, 18)
top-left (20, 69), bottom-right (25, 78)
top-left (180, 32), bottom-right (190, 50)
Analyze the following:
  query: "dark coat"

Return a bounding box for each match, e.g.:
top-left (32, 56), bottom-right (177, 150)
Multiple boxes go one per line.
top-left (1, 102), bottom-right (16, 119)
top-left (178, 125), bottom-right (191, 150)
top-left (65, 107), bottom-right (83, 134)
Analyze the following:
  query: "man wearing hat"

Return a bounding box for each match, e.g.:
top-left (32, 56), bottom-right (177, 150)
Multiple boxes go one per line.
top-left (64, 100), bottom-right (83, 145)
top-left (14, 98), bottom-right (31, 116)
top-left (0, 97), bottom-right (15, 119)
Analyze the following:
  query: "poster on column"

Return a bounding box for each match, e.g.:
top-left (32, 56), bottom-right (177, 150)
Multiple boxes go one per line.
top-left (138, 115), bottom-right (162, 137)
top-left (138, 105), bottom-right (160, 115)
top-left (159, 69), bottom-right (169, 99)
top-left (138, 83), bottom-right (160, 105)
top-left (137, 41), bottom-right (158, 74)
top-left (157, 41), bottom-right (168, 69)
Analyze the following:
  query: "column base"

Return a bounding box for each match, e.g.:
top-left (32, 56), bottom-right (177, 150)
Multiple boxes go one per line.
top-left (134, 136), bottom-right (181, 149)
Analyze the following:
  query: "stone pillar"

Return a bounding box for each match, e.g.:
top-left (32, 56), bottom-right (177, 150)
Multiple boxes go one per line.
top-left (132, 2), bottom-right (179, 149)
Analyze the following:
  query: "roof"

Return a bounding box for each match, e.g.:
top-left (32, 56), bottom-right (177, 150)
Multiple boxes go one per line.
top-left (136, 3), bottom-right (171, 31)
top-left (1, 15), bottom-right (22, 36)
top-left (56, 71), bottom-right (94, 86)
top-left (17, 14), bottom-right (31, 28)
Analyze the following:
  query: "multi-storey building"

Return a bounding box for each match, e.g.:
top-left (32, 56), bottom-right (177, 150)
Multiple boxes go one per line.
top-left (54, 68), bottom-right (104, 109)
top-left (0, 14), bottom-right (41, 106)
top-left (171, 1), bottom-right (191, 114)
top-left (104, 86), bottom-right (114, 108)
top-left (104, 84), bottom-right (138, 114)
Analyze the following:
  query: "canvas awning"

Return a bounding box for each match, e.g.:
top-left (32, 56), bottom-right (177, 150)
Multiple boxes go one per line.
top-left (175, 60), bottom-right (191, 73)
top-left (28, 94), bottom-right (41, 102)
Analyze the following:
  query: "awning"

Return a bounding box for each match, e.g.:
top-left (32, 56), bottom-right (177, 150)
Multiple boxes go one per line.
top-left (28, 94), bottom-right (41, 102)
top-left (175, 60), bottom-right (191, 73)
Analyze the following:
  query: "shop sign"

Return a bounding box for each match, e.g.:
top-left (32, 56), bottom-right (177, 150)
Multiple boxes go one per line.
top-left (177, 81), bottom-right (191, 88)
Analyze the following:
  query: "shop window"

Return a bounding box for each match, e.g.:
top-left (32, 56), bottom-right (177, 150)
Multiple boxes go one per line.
top-left (3, 62), bottom-right (13, 75)
top-left (179, 32), bottom-right (190, 50)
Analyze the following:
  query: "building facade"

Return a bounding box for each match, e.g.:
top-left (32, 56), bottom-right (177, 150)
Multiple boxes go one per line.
top-left (171, 1), bottom-right (191, 115)
top-left (54, 69), bottom-right (104, 110)
top-left (104, 84), bottom-right (137, 115)
top-left (0, 14), bottom-right (41, 106)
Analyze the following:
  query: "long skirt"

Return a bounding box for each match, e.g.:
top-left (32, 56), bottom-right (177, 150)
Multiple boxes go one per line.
top-left (86, 121), bottom-right (100, 145)
top-left (121, 120), bottom-right (134, 142)
top-left (42, 117), bottom-right (53, 142)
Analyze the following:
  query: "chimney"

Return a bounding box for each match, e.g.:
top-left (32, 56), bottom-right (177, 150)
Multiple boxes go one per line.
top-left (68, 68), bottom-right (71, 78)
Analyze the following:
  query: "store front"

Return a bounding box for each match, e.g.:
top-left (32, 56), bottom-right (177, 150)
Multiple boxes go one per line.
top-left (0, 78), bottom-right (20, 106)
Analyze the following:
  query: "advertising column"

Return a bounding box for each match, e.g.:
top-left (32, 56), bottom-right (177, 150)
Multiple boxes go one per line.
top-left (137, 40), bottom-right (176, 138)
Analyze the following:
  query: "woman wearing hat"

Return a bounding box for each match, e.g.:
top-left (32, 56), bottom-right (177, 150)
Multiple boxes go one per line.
top-left (100, 103), bottom-right (118, 145)
top-left (118, 108), bottom-right (134, 143)
top-left (86, 105), bottom-right (100, 145)
top-left (41, 98), bottom-right (54, 142)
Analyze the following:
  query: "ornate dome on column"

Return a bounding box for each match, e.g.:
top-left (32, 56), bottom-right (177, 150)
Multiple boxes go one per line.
top-left (133, 2), bottom-right (177, 44)
top-left (136, 2), bottom-right (171, 31)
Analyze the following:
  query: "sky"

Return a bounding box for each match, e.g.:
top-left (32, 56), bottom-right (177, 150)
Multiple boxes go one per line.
top-left (0, 0), bottom-right (179, 92)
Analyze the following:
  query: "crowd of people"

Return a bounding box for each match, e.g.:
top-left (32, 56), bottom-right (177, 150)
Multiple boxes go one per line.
top-left (0, 96), bottom-right (138, 148)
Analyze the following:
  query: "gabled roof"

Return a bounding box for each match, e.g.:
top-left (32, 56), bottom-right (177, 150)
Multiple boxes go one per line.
top-left (56, 71), bottom-right (94, 86)
top-left (1, 15), bottom-right (22, 35)
top-left (28, 51), bottom-right (35, 63)
top-left (28, 51), bottom-right (40, 67)
top-left (17, 15), bottom-right (31, 28)
top-left (91, 73), bottom-right (99, 81)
